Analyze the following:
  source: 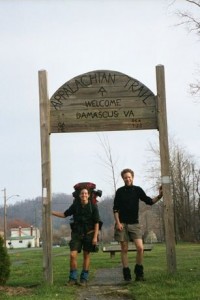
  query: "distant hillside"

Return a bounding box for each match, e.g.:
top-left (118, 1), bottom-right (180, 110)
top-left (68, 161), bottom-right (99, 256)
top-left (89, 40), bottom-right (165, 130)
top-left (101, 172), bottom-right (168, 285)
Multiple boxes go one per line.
top-left (0, 193), bottom-right (114, 231)
top-left (0, 193), bottom-right (162, 242)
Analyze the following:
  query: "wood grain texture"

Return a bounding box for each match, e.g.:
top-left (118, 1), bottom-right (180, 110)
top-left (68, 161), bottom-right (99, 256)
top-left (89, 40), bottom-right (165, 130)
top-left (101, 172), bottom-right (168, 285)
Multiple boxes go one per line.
top-left (49, 70), bottom-right (157, 133)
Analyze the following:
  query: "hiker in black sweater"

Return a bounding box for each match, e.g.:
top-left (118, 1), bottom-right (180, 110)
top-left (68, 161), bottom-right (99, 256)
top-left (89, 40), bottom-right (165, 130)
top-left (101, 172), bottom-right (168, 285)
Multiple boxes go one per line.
top-left (113, 168), bottom-right (162, 281)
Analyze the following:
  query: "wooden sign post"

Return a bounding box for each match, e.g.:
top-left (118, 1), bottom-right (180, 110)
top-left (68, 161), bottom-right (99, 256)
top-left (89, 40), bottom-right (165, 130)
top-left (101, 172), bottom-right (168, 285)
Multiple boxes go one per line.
top-left (38, 70), bottom-right (53, 284)
top-left (156, 65), bottom-right (176, 272)
top-left (38, 66), bottom-right (176, 283)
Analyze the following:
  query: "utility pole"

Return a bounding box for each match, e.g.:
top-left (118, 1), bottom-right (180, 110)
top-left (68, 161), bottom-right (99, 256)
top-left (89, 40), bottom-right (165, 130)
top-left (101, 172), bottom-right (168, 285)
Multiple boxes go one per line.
top-left (2, 188), bottom-right (20, 247)
top-left (3, 188), bottom-right (7, 247)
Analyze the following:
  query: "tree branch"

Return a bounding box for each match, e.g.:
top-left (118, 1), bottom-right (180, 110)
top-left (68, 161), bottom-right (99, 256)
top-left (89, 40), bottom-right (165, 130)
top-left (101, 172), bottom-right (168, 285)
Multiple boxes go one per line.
top-left (186, 0), bottom-right (200, 8)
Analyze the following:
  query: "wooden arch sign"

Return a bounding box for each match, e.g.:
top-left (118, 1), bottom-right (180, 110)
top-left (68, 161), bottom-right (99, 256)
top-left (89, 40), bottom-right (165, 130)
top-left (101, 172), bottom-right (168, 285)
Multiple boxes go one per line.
top-left (38, 66), bottom-right (176, 284)
top-left (49, 70), bottom-right (157, 133)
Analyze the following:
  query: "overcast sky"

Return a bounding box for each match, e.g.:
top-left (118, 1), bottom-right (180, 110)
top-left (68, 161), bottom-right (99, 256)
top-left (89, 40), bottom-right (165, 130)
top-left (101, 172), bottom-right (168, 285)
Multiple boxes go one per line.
top-left (0, 0), bottom-right (199, 204)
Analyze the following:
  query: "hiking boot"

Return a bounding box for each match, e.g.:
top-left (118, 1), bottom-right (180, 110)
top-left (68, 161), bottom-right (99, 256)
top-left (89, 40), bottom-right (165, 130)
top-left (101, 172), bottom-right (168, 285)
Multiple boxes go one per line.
top-left (79, 278), bottom-right (88, 287)
top-left (68, 269), bottom-right (78, 285)
top-left (66, 279), bottom-right (78, 286)
top-left (134, 264), bottom-right (145, 281)
top-left (80, 270), bottom-right (89, 286)
top-left (123, 267), bottom-right (132, 281)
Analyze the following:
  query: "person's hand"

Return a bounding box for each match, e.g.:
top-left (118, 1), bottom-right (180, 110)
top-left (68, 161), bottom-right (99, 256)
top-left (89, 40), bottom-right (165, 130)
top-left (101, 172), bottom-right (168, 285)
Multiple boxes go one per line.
top-left (158, 185), bottom-right (163, 198)
top-left (116, 222), bottom-right (123, 231)
top-left (92, 237), bottom-right (97, 245)
top-left (156, 186), bottom-right (163, 201)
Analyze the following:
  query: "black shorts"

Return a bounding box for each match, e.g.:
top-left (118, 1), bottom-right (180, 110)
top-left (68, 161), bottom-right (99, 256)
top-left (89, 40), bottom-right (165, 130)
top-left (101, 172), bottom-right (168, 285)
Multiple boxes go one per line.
top-left (69, 231), bottom-right (94, 253)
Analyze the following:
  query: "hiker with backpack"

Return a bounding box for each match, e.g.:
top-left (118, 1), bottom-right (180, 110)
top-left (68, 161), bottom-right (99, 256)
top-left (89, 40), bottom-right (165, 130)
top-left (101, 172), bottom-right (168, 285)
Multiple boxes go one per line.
top-left (52, 185), bottom-right (101, 286)
top-left (113, 168), bottom-right (163, 282)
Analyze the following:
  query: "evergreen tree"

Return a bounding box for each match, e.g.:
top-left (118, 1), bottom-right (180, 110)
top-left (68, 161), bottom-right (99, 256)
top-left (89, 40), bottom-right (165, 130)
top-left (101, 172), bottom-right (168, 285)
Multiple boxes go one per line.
top-left (0, 236), bottom-right (10, 285)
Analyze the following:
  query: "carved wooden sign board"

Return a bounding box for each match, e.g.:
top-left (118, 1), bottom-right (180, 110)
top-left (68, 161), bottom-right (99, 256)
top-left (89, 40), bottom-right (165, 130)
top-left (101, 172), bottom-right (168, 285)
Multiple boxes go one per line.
top-left (50, 70), bottom-right (157, 133)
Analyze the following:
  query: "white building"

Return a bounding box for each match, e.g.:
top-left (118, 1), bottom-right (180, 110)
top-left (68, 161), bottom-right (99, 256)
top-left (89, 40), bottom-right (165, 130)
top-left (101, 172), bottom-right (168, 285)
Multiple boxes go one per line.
top-left (6, 226), bottom-right (40, 249)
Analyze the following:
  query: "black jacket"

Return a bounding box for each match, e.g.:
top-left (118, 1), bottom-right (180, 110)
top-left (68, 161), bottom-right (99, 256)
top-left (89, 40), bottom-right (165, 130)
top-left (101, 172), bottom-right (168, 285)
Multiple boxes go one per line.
top-left (64, 201), bottom-right (100, 234)
top-left (113, 185), bottom-right (153, 224)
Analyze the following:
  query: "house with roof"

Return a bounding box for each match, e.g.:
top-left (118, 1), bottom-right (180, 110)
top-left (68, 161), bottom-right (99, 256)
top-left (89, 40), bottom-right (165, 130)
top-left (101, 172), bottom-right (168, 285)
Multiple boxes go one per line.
top-left (6, 226), bottom-right (40, 249)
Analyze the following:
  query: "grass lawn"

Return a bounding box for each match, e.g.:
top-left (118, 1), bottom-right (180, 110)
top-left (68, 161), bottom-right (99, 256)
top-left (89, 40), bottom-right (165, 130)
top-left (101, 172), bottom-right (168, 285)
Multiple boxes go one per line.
top-left (0, 243), bottom-right (200, 299)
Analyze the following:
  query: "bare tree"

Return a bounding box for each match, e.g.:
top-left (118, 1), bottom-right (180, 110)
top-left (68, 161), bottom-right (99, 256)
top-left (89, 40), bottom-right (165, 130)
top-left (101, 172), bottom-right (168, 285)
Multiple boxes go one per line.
top-left (96, 134), bottom-right (119, 194)
top-left (175, 0), bottom-right (200, 98)
top-left (176, 1), bottom-right (200, 33)
top-left (146, 137), bottom-right (200, 241)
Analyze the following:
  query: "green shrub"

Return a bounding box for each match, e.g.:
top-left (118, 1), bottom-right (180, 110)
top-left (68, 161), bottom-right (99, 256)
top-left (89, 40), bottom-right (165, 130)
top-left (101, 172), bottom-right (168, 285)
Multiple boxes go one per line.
top-left (0, 235), bottom-right (11, 285)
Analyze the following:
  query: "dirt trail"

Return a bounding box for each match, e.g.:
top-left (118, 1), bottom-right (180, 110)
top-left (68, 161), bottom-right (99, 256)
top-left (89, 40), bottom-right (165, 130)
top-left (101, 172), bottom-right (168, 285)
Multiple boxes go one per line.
top-left (77, 267), bottom-right (135, 300)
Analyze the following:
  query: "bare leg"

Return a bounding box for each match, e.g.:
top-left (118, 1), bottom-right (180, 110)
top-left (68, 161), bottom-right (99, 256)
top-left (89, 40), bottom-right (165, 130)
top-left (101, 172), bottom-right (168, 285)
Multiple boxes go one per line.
top-left (83, 250), bottom-right (90, 271)
top-left (69, 250), bottom-right (78, 283)
top-left (70, 250), bottom-right (78, 270)
top-left (79, 251), bottom-right (90, 285)
top-left (134, 239), bottom-right (144, 281)
top-left (120, 241), bottom-right (132, 281)
top-left (120, 241), bottom-right (129, 267)
top-left (134, 239), bottom-right (144, 265)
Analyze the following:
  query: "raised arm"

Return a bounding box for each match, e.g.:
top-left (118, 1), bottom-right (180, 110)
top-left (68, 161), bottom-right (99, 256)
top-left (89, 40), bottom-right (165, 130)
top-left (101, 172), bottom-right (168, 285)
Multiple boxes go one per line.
top-left (152, 186), bottom-right (163, 204)
top-left (52, 211), bottom-right (65, 218)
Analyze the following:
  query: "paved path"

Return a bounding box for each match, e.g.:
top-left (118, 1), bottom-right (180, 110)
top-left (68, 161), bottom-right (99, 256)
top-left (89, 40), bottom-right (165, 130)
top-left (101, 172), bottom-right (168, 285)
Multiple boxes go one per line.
top-left (77, 267), bottom-right (135, 300)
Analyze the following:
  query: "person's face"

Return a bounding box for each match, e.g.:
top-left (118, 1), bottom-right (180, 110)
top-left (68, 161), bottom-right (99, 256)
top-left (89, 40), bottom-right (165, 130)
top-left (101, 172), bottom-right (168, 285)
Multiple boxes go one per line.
top-left (122, 172), bottom-right (133, 186)
top-left (80, 189), bottom-right (89, 205)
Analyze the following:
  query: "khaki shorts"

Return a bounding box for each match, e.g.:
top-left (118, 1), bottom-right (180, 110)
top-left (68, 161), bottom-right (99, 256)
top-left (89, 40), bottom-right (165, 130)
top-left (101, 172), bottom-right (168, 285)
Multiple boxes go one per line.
top-left (114, 223), bottom-right (142, 242)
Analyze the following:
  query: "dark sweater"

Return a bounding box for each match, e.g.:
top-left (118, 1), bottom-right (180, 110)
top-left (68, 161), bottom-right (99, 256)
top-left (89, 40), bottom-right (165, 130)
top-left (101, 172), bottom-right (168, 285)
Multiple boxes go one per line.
top-left (64, 201), bottom-right (100, 234)
top-left (113, 185), bottom-right (153, 224)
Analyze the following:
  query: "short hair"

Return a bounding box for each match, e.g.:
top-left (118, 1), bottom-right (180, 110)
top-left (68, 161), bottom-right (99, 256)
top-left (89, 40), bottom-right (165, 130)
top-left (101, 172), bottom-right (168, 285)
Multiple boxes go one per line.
top-left (121, 168), bottom-right (134, 178)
